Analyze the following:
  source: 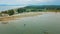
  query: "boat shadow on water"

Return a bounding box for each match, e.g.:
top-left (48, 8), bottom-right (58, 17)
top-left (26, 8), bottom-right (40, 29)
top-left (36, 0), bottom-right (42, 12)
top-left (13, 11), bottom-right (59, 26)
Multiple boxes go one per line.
top-left (1, 21), bottom-right (9, 24)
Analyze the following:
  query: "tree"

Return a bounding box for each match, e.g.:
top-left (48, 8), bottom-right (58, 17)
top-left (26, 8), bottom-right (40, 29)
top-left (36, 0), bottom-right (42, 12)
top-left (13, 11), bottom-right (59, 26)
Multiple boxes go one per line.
top-left (17, 8), bottom-right (26, 13)
top-left (1, 11), bottom-right (8, 14)
top-left (7, 10), bottom-right (14, 16)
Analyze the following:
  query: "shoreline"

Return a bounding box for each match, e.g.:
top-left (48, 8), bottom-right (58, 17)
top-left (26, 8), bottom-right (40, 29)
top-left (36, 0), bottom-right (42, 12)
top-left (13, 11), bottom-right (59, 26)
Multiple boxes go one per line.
top-left (0, 12), bottom-right (59, 22)
top-left (0, 12), bottom-right (43, 22)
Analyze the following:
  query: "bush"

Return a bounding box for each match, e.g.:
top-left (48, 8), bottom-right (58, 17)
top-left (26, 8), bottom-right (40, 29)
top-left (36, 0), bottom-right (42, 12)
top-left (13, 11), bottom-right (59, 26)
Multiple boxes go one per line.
top-left (7, 10), bottom-right (14, 16)
top-left (17, 8), bottom-right (26, 13)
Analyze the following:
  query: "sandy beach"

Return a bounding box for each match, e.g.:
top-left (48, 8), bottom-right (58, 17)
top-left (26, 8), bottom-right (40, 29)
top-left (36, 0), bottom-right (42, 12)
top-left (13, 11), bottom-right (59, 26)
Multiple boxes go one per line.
top-left (0, 12), bottom-right (59, 22)
top-left (0, 12), bottom-right (43, 22)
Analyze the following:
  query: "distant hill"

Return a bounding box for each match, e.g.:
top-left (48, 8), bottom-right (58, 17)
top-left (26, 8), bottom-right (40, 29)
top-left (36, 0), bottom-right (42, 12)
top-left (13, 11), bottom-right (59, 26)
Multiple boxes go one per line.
top-left (24, 5), bottom-right (60, 9)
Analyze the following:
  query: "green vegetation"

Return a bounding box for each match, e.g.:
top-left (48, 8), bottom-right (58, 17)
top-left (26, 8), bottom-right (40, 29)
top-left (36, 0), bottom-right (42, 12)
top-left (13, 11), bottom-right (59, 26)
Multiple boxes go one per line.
top-left (7, 10), bottom-right (14, 16)
top-left (0, 5), bottom-right (60, 16)
top-left (0, 13), bottom-right (2, 16)
top-left (17, 8), bottom-right (26, 13)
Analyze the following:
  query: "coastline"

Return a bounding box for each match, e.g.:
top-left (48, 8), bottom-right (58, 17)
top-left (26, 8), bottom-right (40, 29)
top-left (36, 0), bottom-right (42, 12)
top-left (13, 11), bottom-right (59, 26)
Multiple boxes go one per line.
top-left (0, 12), bottom-right (43, 22)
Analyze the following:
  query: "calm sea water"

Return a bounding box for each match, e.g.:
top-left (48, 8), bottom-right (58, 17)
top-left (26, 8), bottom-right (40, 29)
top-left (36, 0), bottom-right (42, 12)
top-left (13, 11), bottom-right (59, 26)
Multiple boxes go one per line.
top-left (0, 6), bottom-right (25, 11)
top-left (0, 12), bottom-right (60, 34)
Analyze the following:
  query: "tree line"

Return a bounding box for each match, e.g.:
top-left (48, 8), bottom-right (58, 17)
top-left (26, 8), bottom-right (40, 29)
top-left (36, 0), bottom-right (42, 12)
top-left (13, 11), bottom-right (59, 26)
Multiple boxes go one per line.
top-left (0, 6), bottom-right (60, 16)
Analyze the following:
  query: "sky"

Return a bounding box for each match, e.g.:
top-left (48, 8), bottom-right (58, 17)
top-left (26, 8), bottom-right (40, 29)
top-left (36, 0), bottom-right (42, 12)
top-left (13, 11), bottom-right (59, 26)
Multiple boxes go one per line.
top-left (0, 0), bottom-right (60, 11)
top-left (0, 0), bottom-right (60, 6)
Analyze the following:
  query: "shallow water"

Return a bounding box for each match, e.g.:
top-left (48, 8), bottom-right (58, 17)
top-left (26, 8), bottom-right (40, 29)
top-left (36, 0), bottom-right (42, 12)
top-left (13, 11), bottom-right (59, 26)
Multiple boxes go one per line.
top-left (0, 12), bottom-right (60, 34)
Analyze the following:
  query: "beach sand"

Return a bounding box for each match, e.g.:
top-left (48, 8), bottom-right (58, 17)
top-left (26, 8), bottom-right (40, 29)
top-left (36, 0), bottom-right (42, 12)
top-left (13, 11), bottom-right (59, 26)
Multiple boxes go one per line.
top-left (0, 12), bottom-right (43, 22)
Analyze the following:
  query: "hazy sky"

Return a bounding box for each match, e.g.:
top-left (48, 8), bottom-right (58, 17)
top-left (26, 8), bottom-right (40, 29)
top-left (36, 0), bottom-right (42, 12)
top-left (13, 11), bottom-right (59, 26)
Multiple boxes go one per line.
top-left (0, 0), bottom-right (60, 11)
top-left (0, 0), bottom-right (60, 6)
